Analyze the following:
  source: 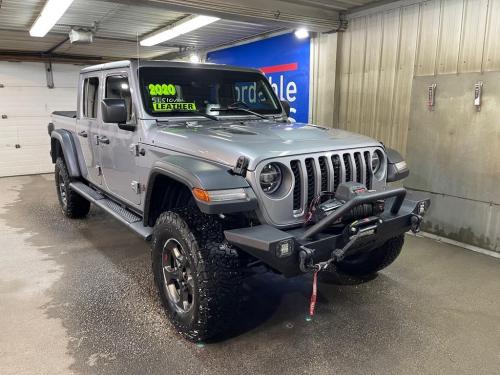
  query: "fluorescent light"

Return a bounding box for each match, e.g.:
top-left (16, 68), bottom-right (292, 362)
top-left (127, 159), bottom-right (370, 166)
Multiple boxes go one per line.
top-left (30, 0), bottom-right (74, 37)
top-left (140, 15), bottom-right (219, 46)
top-left (189, 54), bottom-right (200, 63)
top-left (294, 28), bottom-right (309, 39)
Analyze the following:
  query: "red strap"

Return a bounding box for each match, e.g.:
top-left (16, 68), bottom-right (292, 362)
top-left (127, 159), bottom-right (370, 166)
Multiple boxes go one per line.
top-left (309, 270), bottom-right (318, 317)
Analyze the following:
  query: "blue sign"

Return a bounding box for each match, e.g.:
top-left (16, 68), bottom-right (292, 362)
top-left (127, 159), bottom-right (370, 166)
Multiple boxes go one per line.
top-left (207, 33), bottom-right (310, 123)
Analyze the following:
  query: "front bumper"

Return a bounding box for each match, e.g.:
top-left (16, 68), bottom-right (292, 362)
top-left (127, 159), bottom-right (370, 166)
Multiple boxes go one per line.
top-left (224, 189), bottom-right (430, 277)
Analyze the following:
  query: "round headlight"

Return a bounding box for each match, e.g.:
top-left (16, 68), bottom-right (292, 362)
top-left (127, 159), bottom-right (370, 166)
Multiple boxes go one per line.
top-left (371, 150), bottom-right (383, 173)
top-left (260, 163), bottom-right (282, 194)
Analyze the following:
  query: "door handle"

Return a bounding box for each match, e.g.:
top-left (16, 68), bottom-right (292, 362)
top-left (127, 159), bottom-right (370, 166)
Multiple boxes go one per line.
top-left (97, 136), bottom-right (110, 145)
top-left (78, 130), bottom-right (88, 138)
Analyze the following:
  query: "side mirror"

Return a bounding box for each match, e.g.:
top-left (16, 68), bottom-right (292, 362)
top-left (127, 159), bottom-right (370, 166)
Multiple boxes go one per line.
top-left (101, 98), bottom-right (128, 124)
top-left (280, 100), bottom-right (291, 117)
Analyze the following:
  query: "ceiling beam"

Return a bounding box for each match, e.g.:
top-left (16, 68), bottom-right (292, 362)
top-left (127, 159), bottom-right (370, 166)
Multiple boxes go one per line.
top-left (153, 27), bottom-right (290, 60)
top-left (45, 37), bottom-right (70, 54)
top-left (102, 0), bottom-right (341, 32)
top-left (0, 50), bottom-right (111, 64)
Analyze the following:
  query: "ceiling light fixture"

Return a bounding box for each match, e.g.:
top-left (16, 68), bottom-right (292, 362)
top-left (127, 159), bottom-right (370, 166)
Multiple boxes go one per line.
top-left (140, 15), bottom-right (220, 47)
top-left (30, 0), bottom-right (75, 37)
top-left (294, 28), bottom-right (309, 39)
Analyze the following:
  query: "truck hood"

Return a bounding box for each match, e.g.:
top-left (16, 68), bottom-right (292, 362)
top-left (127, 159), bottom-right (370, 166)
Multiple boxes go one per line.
top-left (145, 120), bottom-right (381, 170)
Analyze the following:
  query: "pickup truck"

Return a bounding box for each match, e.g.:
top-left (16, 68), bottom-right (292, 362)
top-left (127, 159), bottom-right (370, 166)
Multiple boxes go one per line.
top-left (48, 59), bottom-right (429, 342)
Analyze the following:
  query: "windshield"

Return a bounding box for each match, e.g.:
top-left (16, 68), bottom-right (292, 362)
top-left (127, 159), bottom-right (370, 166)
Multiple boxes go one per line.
top-left (138, 67), bottom-right (281, 118)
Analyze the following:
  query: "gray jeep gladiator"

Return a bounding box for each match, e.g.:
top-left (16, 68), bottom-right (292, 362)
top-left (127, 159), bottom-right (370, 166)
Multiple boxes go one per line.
top-left (48, 59), bottom-right (429, 341)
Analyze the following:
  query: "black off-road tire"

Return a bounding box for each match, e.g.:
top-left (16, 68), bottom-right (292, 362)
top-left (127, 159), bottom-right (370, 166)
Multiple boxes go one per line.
top-left (54, 157), bottom-right (90, 218)
top-left (151, 207), bottom-right (244, 342)
top-left (335, 235), bottom-right (405, 277)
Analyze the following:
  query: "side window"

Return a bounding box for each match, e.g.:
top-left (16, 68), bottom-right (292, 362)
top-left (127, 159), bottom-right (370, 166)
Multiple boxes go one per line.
top-left (105, 75), bottom-right (132, 122)
top-left (82, 77), bottom-right (99, 118)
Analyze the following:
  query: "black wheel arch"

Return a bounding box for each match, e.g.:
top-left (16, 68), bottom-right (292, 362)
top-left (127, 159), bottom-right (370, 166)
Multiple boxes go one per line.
top-left (50, 129), bottom-right (81, 178)
top-left (143, 155), bottom-right (257, 227)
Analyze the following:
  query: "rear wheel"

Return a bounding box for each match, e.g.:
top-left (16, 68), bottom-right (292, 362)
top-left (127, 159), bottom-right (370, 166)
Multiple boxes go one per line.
top-left (54, 157), bottom-right (90, 218)
top-left (152, 207), bottom-right (244, 342)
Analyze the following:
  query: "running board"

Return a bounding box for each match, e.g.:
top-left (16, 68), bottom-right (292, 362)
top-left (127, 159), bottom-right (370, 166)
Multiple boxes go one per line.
top-left (69, 182), bottom-right (153, 240)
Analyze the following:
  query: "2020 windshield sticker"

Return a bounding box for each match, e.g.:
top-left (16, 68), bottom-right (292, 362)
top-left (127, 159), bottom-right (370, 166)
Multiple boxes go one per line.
top-left (148, 83), bottom-right (176, 96)
top-left (147, 83), bottom-right (197, 112)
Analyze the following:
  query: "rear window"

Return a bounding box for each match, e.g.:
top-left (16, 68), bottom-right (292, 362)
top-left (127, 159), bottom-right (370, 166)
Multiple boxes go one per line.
top-left (82, 77), bottom-right (99, 118)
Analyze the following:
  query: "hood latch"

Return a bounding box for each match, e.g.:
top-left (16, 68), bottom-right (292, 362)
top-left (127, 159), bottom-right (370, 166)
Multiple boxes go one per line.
top-left (232, 156), bottom-right (249, 177)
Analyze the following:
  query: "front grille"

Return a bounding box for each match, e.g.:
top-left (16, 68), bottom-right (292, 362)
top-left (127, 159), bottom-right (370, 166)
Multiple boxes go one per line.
top-left (343, 154), bottom-right (352, 182)
top-left (354, 152), bottom-right (362, 183)
top-left (332, 155), bottom-right (341, 192)
top-left (364, 151), bottom-right (372, 188)
top-left (318, 156), bottom-right (328, 192)
top-left (290, 160), bottom-right (302, 211)
top-left (290, 151), bottom-right (373, 214)
top-left (305, 158), bottom-right (315, 208)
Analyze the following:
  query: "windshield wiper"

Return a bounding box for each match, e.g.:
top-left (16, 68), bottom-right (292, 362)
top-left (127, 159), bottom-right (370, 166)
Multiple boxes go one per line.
top-left (210, 106), bottom-right (267, 119)
top-left (166, 110), bottom-right (219, 121)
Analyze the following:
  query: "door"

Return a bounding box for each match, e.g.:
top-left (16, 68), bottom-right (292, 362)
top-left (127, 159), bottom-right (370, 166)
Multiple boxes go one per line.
top-left (98, 73), bottom-right (141, 205)
top-left (75, 75), bottom-right (102, 185)
top-left (0, 61), bottom-right (78, 177)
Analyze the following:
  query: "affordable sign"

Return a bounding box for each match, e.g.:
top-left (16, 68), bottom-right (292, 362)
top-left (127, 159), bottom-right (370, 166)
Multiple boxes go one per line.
top-left (207, 33), bottom-right (310, 123)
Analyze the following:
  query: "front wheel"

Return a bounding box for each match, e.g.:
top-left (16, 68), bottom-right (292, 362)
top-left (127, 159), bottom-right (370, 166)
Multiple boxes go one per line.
top-left (335, 235), bottom-right (405, 277)
top-left (151, 208), bottom-right (244, 342)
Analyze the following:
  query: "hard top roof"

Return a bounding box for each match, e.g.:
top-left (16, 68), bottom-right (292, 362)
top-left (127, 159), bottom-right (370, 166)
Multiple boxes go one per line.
top-left (80, 59), bottom-right (262, 75)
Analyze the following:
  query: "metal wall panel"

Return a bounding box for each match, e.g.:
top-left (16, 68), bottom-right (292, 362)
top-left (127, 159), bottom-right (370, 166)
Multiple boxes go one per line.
top-left (458, 0), bottom-right (489, 73)
top-left (359, 13), bottom-right (383, 137)
top-left (345, 17), bottom-right (367, 133)
top-left (436, 0), bottom-right (464, 74)
top-left (391, 5), bottom-right (420, 150)
top-left (310, 33), bottom-right (337, 127)
top-left (337, 27), bottom-right (352, 131)
top-left (322, 0), bottom-right (500, 154)
top-left (415, 0), bottom-right (440, 76)
top-left (373, 9), bottom-right (400, 146)
top-left (483, 0), bottom-right (500, 72)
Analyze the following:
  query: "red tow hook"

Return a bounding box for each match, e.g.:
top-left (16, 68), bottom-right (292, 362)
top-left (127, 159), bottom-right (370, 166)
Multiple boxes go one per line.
top-left (309, 270), bottom-right (319, 318)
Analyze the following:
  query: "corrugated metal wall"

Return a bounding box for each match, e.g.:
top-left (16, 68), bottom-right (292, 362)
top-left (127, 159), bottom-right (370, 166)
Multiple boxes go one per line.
top-left (331, 0), bottom-right (500, 155)
top-left (310, 33), bottom-right (338, 126)
top-left (309, 0), bottom-right (500, 253)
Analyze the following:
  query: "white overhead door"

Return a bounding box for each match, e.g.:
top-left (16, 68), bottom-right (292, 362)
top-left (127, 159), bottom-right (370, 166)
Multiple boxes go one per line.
top-left (0, 61), bottom-right (81, 177)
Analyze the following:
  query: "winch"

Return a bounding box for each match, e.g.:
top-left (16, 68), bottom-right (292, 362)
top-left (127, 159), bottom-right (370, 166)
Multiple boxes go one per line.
top-left (310, 182), bottom-right (385, 226)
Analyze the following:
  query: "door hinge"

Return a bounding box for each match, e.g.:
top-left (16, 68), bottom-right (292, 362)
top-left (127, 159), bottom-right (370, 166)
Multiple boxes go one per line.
top-left (129, 143), bottom-right (139, 156)
top-left (130, 143), bottom-right (146, 157)
top-left (95, 165), bottom-right (102, 176)
top-left (131, 181), bottom-right (141, 194)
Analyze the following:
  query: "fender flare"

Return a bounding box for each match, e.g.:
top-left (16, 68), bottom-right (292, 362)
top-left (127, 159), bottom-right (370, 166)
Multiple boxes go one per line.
top-left (50, 129), bottom-right (81, 178)
top-left (386, 148), bottom-right (410, 182)
top-left (143, 155), bottom-right (256, 222)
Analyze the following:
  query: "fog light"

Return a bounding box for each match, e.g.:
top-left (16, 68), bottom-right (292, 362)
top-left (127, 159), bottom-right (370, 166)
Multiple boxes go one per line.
top-left (277, 239), bottom-right (294, 257)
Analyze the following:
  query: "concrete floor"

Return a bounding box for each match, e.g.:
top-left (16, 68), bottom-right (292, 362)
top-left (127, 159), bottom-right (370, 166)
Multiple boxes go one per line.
top-left (1, 175), bottom-right (499, 375)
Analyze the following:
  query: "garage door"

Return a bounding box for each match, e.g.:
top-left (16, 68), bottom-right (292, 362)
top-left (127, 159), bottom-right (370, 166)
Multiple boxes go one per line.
top-left (0, 61), bottom-right (80, 177)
